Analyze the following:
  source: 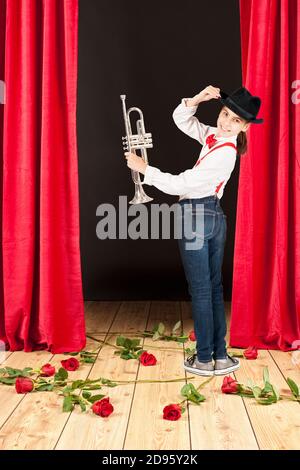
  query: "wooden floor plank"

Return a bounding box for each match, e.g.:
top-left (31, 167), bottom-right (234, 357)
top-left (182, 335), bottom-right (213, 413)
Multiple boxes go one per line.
top-left (84, 301), bottom-right (121, 333)
top-left (181, 301), bottom-right (258, 450)
top-left (124, 301), bottom-right (190, 450)
top-left (56, 301), bottom-right (150, 450)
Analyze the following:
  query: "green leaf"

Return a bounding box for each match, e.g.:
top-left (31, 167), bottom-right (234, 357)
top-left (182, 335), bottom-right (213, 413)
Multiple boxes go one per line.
top-left (271, 384), bottom-right (280, 402)
top-left (256, 396), bottom-right (277, 405)
top-left (66, 352), bottom-right (79, 356)
top-left (152, 331), bottom-right (161, 341)
top-left (88, 394), bottom-right (105, 403)
top-left (80, 351), bottom-right (97, 357)
top-left (82, 391), bottom-right (91, 399)
top-left (287, 378), bottom-right (299, 398)
top-left (81, 357), bottom-right (96, 364)
top-left (84, 378), bottom-right (104, 385)
top-left (116, 336), bottom-right (126, 347)
top-left (188, 394), bottom-right (205, 405)
top-left (172, 321), bottom-right (181, 335)
top-left (71, 380), bottom-right (85, 390)
top-left (130, 339), bottom-right (141, 349)
top-left (124, 338), bottom-right (133, 350)
top-left (180, 383), bottom-right (205, 404)
top-left (184, 347), bottom-right (196, 355)
top-left (120, 352), bottom-right (131, 360)
top-left (2, 367), bottom-right (32, 378)
top-left (5, 367), bottom-right (21, 376)
top-left (79, 400), bottom-right (86, 412)
top-left (58, 368), bottom-right (68, 380)
top-left (252, 386), bottom-right (262, 399)
top-left (129, 353), bottom-right (138, 359)
top-left (101, 379), bottom-right (117, 387)
top-left (236, 390), bottom-right (255, 398)
top-left (35, 383), bottom-right (54, 392)
top-left (157, 323), bottom-right (165, 335)
top-left (0, 377), bottom-right (16, 385)
top-left (82, 384), bottom-right (102, 390)
top-left (63, 396), bottom-right (74, 412)
top-left (22, 367), bottom-right (33, 376)
top-left (181, 407), bottom-right (186, 414)
top-left (263, 367), bottom-right (270, 385)
top-left (261, 381), bottom-right (273, 395)
top-left (181, 384), bottom-right (193, 397)
top-left (0, 368), bottom-right (6, 374)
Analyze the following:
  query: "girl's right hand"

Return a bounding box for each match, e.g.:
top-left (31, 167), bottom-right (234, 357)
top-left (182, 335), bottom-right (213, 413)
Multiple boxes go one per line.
top-left (198, 85), bottom-right (221, 102)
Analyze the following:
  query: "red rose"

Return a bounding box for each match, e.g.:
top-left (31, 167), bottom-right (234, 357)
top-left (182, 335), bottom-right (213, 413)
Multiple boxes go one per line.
top-left (61, 357), bottom-right (80, 371)
top-left (15, 377), bottom-right (34, 394)
top-left (221, 376), bottom-right (239, 394)
top-left (188, 330), bottom-right (196, 342)
top-left (40, 363), bottom-right (56, 377)
top-left (243, 346), bottom-right (258, 360)
top-left (163, 404), bottom-right (182, 421)
top-left (92, 398), bottom-right (114, 417)
top-left (139, 351), bottom-right (157, 366)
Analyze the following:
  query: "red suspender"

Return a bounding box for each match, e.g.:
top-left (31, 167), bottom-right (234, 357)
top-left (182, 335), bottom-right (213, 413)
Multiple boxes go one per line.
top-left (215, 180), bottom-right (225, 194)
top-left (194, 142), bottom-right (237, 167)
top-left (193, 142), bottom-right (237, 194)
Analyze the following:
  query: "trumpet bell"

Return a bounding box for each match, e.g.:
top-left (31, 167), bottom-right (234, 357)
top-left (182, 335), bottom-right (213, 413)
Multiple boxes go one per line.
top-left (130, 184), bottom-right (153, 205)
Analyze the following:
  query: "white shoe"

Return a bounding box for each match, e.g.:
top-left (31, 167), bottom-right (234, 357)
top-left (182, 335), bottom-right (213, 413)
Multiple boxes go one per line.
top-left (214, 354), bottom-right (240, 375)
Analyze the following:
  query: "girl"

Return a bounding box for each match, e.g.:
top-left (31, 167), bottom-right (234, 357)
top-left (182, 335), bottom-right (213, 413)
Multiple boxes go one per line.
top-left (125, 85), bottom-right (263, 376)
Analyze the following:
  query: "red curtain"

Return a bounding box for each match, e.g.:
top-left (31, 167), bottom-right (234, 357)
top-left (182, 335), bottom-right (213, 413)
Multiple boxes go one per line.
top-left (0, 0), bottom-right (86, 353)
top-left (230, 0), bottom-right (300, 350)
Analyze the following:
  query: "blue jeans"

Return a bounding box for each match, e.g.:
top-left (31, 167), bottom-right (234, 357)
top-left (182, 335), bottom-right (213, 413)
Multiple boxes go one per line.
top-left (177, 195), bottom-right (227, 362)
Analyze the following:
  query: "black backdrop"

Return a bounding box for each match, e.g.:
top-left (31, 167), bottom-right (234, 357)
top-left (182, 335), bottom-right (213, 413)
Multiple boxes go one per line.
top-left (77, 0), bottom-right (242, 300)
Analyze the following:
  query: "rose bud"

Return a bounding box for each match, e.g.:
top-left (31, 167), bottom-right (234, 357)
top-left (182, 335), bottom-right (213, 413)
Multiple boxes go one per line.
top-left (163, 404), bottom-right (182, 421)
top-left (92, 398), bottom-right (114, 417)
top-left (139, 351), bottom-right (157, 366)
top-left (61, 357), bottom-right (80, 371)
top-left (243, 346), bottom-right (258, 360)
top-left (221, 376), bottom-right (239, 394)
top-left (40, 363), bottom-right (56, 377)
top-left (188, 331), bottom-right (196, 342)
top-left (15, 377), bottom-right (34, 394)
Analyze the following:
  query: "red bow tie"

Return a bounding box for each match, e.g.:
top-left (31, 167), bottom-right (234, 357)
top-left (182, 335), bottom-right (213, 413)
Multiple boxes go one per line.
top-left (206, 134), bottom-right (217, 149)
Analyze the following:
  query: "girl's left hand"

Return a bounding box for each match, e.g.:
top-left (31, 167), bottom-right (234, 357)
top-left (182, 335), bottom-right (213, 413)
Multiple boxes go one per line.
top-left (125, 152), bottom-right (148, 175)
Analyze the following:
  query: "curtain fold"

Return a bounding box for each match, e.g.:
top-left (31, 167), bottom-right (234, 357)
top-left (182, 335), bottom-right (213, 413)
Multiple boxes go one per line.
top-left (230, 0), bottom-right (300, 350)
top-left (0, 0), bottom-right (86, 353)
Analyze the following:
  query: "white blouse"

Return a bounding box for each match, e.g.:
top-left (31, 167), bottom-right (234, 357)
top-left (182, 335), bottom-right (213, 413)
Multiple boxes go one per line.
top-left (143, 98), bottom-right (238, 200)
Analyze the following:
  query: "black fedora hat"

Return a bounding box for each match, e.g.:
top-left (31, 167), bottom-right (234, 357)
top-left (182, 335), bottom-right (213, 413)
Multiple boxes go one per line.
top-left (218, 87), bottom-right (263, 124)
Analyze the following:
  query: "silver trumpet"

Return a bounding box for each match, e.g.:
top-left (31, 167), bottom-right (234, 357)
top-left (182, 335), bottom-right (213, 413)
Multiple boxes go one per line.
top-left (120, 94), bottom-right (153, 204)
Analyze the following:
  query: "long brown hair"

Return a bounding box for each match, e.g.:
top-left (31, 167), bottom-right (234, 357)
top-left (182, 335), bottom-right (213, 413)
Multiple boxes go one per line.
top-left (237, 129), bottom-right (248, 156)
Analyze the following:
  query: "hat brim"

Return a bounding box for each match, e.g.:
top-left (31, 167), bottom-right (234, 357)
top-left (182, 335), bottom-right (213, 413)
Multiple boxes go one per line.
top-left (218, 92), bottom-right (264, 124)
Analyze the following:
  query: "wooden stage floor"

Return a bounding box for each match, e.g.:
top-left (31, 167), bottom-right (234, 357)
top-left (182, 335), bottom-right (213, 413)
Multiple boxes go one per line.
top-left (0, 301), bottom-right (299, 450)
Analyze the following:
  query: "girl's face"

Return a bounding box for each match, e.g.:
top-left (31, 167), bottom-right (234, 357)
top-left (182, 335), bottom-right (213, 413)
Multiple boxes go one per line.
top-left (216, 106), bottom-right (250, 137)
